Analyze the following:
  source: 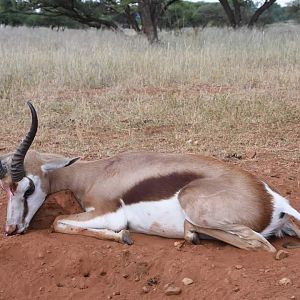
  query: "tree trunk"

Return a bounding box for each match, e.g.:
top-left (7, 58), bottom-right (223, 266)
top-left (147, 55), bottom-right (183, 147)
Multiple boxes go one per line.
top-left (248, 0), bottom-right (276, 27)
top-left (138, 0), bottom-right (159, 43)
top-left (219, 0), bottom-right (237, 28)
top-left (232, 0), bottom-right (242, 26)
top-left (125, 5), bottom-right (141, 32)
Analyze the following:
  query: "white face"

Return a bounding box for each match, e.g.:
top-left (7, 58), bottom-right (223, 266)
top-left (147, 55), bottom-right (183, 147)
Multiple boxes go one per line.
top-left (2, 175), bottom-right (46, 235)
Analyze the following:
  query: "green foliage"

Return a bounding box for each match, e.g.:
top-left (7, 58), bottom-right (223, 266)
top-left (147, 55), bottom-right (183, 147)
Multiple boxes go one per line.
top-left (0, 0), bottom-right (295, 29)
top-left (161, 1), bottom-right (228, 28)
top-left (257, 3), bottom-right (289, 25)
top-left (287, 0), bottom-right (300, 22)
top-left (160, 0), bottom-right (288, 29)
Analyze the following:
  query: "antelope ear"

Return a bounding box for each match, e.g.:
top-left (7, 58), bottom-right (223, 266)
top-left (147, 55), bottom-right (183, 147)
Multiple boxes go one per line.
top-left (41, 157), bottom-right (80, 173)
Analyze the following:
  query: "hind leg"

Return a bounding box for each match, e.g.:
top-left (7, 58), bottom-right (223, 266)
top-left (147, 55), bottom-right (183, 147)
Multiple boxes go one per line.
top-left (184, 220), bottom-right (215, 245)
top-left (184, 219), bottom-right (276, 252)
top-left (179, 177), bottom-right (277, 252)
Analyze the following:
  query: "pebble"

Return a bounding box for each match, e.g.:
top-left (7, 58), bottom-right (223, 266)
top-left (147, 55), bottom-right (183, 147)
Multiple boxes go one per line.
top-left (275, 250), bottom-right (289, 260)
top-left (142, 286), bottom-right (150, 293)
top-left (235, 265), bottom-right (243, 270)
top-left (122, 274), bottom-right (129, 278)
top-left (56, 282), bottom-right (64, 288)
top-left (113, 291), bottom-right (120, 296)
top-left (279, 277), bottom-right (292, 286)
top-left (182, 278), bottom-right (194, 285)
top-left (165, 286), bottom-right (182, 296)
top-left (174, 241), bottom-right (185, 250)
top-left (83, 271), bottom-right (90, 278)
top-left (245, 150), bottom-right (256, 159)
top-left (233, 286), bottom-right (240, 292)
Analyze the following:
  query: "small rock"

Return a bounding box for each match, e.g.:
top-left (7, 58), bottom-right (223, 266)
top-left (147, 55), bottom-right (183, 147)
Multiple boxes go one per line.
top-left (182, 278), bottom-right (194, 285)
top-left (113, 291), bottom-right (120, 296)
top-left (39, 287), bottom-right (44, 292)
top-left (290, 296), bottom-right (296, 299)
top-left (245, 151), bottom-right (256, 159)
top-left (83, 271), bottom-right (90, 277)
top-left (122, 274), bottom-right (129, 278)
top-left (235, 265), bottom-right (243, 270)
top-left (165, 286), bottom-right (182, 296)
top-left (279, 277), bottom-right (292, 285)
top-left (107, 296), bottom-right (112, 299)
top-left (134, 276), bottom-right (140, 282)
top-left (38, 253), bottom-right (44, 259)
top-left (233, 286), bottom-right (240, 292)
top-left (56, 282), bottom-right (64, 288)
top-left (100, 271), bottom-right (107, 276)
top-left (164, 283), bottom-right (171, 289)
top-left (275, 250), bottom-right (289, 260)
top-left (142, 286), bottom-right (149, 293)
top-left (174, 241), bottom-right (185, 250)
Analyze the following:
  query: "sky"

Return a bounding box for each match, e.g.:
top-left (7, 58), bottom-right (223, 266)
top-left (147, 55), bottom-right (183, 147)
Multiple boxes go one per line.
top-left (186, 0), bottom-right (291, 7)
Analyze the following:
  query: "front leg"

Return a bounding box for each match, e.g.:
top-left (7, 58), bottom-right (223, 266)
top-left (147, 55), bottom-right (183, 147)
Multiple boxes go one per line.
top-left (52, 210), bottom-right (133, 245)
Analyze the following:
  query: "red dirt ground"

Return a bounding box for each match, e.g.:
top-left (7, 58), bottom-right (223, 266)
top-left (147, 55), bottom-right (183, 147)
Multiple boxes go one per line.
top-left (0, 153), bottom-right (299, 300)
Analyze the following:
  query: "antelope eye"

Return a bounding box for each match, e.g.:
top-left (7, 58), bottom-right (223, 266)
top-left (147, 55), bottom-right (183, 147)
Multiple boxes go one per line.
top-left (24, 179), bottom-right (35, 198)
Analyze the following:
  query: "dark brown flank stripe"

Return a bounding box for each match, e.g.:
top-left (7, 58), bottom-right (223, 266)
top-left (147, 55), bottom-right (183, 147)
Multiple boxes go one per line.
top-left (122, 172), bottom-right (201, 205)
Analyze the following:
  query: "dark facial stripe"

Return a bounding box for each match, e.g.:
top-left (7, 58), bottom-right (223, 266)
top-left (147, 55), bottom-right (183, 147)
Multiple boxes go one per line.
top-left (22, 197), bottom-right (28, 222)
top-left (122, 172), bottom-right (200, 205)
top-left (22, 177), bottom-right (35, 222)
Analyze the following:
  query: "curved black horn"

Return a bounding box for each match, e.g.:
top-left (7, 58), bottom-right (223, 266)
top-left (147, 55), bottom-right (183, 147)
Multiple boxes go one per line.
top-left (11, 101), bottom-right (38, 182)
top-left (0, 160), bottom-right (7, 179)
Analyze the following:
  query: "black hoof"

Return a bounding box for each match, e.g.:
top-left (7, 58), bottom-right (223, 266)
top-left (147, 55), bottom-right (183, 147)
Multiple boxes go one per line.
top-left (121, 230), bottom-right (134, 245)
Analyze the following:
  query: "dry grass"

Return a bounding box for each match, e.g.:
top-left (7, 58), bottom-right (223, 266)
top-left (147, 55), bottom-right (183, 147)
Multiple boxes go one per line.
top-left (0, 25), bottom-right (299, 161)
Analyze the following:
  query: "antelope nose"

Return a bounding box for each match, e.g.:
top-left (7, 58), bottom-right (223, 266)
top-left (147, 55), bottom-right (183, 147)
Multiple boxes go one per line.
top-left (5, 224), bottom-right (17, 236)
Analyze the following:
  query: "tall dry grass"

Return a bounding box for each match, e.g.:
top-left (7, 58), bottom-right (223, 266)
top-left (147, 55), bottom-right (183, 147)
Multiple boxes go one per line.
top-left (0, 25), bottom-right (299, 159)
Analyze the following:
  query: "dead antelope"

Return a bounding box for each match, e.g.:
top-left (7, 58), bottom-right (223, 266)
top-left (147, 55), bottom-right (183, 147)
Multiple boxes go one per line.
top-left (1, 102), bottom-right (300, 252)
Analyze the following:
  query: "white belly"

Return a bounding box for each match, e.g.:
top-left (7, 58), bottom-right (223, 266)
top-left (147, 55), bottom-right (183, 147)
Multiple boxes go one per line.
top-left (123, 193), bottom-right (185, 238)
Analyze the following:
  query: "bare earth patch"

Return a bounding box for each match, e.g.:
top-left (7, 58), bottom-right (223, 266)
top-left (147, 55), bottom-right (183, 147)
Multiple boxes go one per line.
top-left (0, 142), bottom-right (299, 300)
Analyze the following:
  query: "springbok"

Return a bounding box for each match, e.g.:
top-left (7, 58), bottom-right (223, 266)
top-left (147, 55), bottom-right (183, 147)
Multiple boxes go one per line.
top-left (1, 102), bottom-right (300, 252)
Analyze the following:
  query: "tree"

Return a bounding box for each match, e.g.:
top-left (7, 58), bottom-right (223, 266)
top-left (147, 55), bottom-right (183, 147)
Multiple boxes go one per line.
top-left (136, 0), bottom-right (180, 43)
top-left (286, 0), bottom-right (300, 22)
top-left (0, 0), bottom-right (179, 43)
top-left (218, 0), bottom-right (278, 28)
